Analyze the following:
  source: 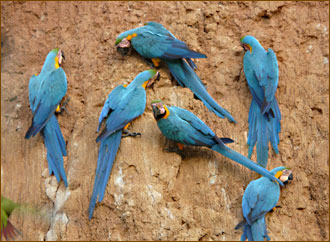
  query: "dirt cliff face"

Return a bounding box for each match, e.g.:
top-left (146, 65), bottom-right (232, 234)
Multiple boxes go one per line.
top-left (1, 1), bottom-right (329, 241)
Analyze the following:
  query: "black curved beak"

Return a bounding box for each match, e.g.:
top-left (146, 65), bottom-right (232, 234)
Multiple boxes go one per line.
top-left (152, 104), bottom-right (160, 120)
top-left (147, 71), bottom-right (160, 88)
top-left (61, 50), bottom-right (65, 60)
top-left (283, 173), bottom-right (293, 185)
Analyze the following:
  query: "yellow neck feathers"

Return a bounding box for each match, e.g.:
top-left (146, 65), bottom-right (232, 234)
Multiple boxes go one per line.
top-left (142, 81), bottom-right (149, 89)
top-left (274, 171), bottom-right (283, 179)
top-left (127, 33), bottom-right (137, 41)
top-left (163, 105), bottom-right (170, 119)
top-left (54, 56), bottom-right (60, 69)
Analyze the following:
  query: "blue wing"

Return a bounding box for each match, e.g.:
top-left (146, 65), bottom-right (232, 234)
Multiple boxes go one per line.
top-left (143, 22), bottom-right (200, 69)
top-left (28, 74), bottom-right (40, 111)
top-left (242, 178), bottom-right (279, 225)
top-left (244, 48), bottom-right (281, 167)
top-left (25, 68), bottom-right (67, 138)
top-left (245, 48), bottom-right (278, 115)
top-left (97, 85), bottom-right (127, 132)
top-left (171, 106), bottom-right (215, 137)
top-left (132, 26), bottom-right (206, 60)
top-left (27, 71), bottom-right (68, 186)
top-left (96, 86), bottom-right (146, 142)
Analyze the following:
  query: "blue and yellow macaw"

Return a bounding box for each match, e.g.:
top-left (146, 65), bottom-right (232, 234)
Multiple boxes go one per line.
top-left (88, 69), bottom-right (159, 219)
top-left (235, 167), bottom-right (293, 241)
top-left (115, 21), bottom-right (236, 123)
top-left (240, 36), bottom-right (281, 168)
top-left (151, 100), bottom-right (284, 185)
top-left (25, 48), bottom-right (68, 187)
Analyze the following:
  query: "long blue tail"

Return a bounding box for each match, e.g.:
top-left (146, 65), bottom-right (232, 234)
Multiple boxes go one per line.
top-left (240, 217), bottom-right (270, 241)
top-left (88, 130), bottom-right (122, 219)
top-left (41, 115), bottom-right (68, 187)
top-left (211, 140), bottom-right (283, 186)
top-left (165, 59), bottom-right (236, 123)
top-left (247, 98), bottom-right (281, 168)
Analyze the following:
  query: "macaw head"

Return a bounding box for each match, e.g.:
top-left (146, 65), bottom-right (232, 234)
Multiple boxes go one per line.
top-left (130, 69), bottom-right (160, 89)
top-left (270, 166), bottom-right (293, 185)
top-left (115, 28), bottom-right (141, 55)
top-left (40, 48), bottom-right (65, 74)
top-left (240, 35), bottom-right (261, 54)
top-left (50, 48), bottom-right (65, 67)
top-left (151, 100), bottom-right (170, 120)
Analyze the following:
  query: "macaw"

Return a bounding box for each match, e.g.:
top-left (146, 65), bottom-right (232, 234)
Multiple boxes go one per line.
top-left (115, 21), bottom-right (236, 123)
top-left (88, 69), bottom-right (159, 219)
top-left (151, 100), bottom-right (284, 185)
top-left (1, 196), bottom-right (20, 240)
top-left (25, 48), bottom-right (68, 187)
top-left (240, 36), bottom-right (281, 168)
top-left (235, 167), bottom-right (293, 241)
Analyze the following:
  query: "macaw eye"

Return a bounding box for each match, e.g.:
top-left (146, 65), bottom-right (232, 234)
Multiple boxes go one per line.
top-left (242, 44), bottom-right (249, 52)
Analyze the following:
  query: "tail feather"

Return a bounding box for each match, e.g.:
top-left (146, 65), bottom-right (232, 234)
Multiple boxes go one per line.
top-left (44, 149), bottom-right (60, 181)
top-left (25, 121), bottom-right (45, 139)
top-left (241, 224), bottom-right (253, 241)
top-left (1, 220), bottom-right (21, 241)
top-left (256, 112), bottom-right (269, 168)
top-left (211, 141), bottom-right (283, 186)
top-left (250, 217), bottom-right (270, 241)
top-left (88, 130), bottom-right (122, 219)
top-left (166, 59), bottom-right (237, 123)
top-left (235, 219), bottom-right (247, 230)
top-left (42, 117), bottom-right (68, 187)
top-left (185, 58), bottom-right (197, 70)
top-left (51, 115), bottom-right (67, 156)
top-left (247, 98), bottom-right (281, 168)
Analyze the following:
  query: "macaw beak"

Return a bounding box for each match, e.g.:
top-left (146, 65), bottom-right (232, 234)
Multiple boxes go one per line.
top-left (241, 43), bottom-right (251, 52)
top-left (61, 51), bottom-right (65, 62)
top-left (147, 71), bottom-right (160, 88)
top-left (151, 103), bottom-right (166, 120)
top-left (152, 104), bottom-right (160, 120)
top-left (280, 169), bottom-right (293, 185)
top-left (58, 49), bottom-right (65, 65)
top-left (116, 38), bottom-right (131, 56)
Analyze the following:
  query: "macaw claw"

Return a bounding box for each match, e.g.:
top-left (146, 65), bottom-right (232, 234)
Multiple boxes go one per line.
top-left (122, 129), bottom-right (141, 138)
top-left (55, 96), bottom-right (71, 115)
top-left (151, 58), bottom-right (161, 68)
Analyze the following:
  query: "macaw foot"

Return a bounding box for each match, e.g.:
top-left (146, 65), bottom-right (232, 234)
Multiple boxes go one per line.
top-left (142, 58), bottom-right (162, 69)
top-left (55, 96), bottom-right (71, 115)
top-left (122, 129), bottom-right (141, 138)
top-left (164, 144), bottom-right (186, 159)
top-left (151, 58), bottom-right (161, 68)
